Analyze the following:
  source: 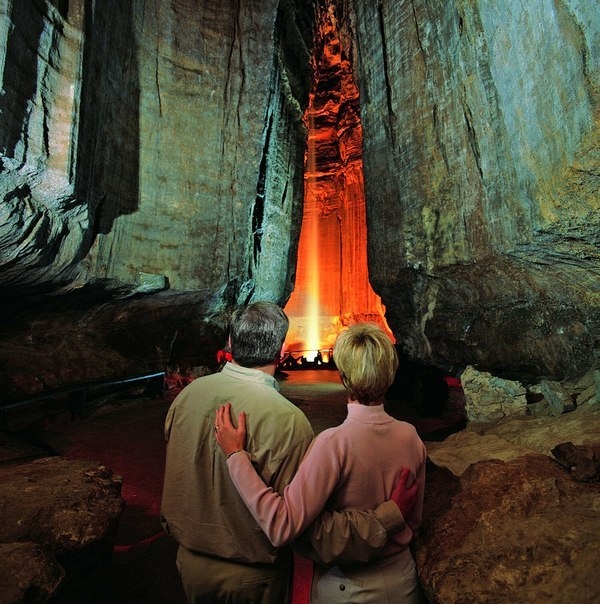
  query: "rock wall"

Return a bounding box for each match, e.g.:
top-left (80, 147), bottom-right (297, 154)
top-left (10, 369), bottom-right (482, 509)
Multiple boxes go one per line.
top-left (0, 0), bottom-right (88, 288)
top-left (0, 0), bottom-right (598, 393)
top-left (79, 0), bottom-right (312, 306)
top-left (344, 0), bottom-right (599, 381)
top-left (1, 0), bottom-right (312, 308)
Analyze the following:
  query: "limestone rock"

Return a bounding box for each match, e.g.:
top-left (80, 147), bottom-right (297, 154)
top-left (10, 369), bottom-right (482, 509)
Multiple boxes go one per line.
top-left (551, 442), bottom-right (600, 483)
top-left (415, 455), bottom-right (600, 604)
top-left (0, 0), bottom-right (310, 305)
top-left (0, 289), bottom-right (227, 407)
top-left (0, 542), bottom-right (65, 604)
top-left (0, 0), bottom-right (599, 399)
top-left (418, 402), bottom-right (600, 603)
top-left (473, 396), bottom-right (600, 457)
top-left (461, 365), bottom-right (527, 423)
top-left (0, 457), bottom-right (124, 550)
top-left (426, 431), bottom-right (534, 477)
top-left (0, 456), bottom-right (124, 603)
top-left (130, 272), bottom-right (170, 295)
top-left (539, 379), bottom-right (577, 414)
top-left (346, 0), bottom-right (599, 381)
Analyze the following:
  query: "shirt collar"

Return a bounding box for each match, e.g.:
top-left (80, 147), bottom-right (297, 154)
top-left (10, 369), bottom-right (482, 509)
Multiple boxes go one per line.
top-left (221, 361), bottom-right (280, 391)
top-left (346, 402), bottom-right (391, 423)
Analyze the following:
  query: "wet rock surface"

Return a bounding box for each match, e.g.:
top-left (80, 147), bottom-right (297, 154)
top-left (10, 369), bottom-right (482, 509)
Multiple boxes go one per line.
top-left (346, 0), bottom-right (599, 380)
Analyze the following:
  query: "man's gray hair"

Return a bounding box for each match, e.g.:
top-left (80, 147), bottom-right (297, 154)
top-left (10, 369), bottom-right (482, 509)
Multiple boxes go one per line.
top-left (229, 301), bottom-right (289, 367)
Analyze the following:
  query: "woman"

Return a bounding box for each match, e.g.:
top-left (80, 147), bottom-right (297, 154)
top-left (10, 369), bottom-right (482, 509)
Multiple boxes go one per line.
top-left (215, 323), bottom-right (427, 603)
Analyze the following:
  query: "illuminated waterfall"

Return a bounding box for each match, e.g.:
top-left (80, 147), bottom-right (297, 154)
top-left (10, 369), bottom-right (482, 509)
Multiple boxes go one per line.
top-left (285, 112), bottom-right (329, 362)
top-left (283, 2), bottom-right (393, 364)
top-left (305, 112), bottom-right (321, 358)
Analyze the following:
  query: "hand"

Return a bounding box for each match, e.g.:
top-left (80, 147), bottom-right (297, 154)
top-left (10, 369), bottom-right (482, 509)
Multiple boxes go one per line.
top-left (391, 468), bottom-right (418, 518)
top-left (214, 402), bottom-right (247, 457)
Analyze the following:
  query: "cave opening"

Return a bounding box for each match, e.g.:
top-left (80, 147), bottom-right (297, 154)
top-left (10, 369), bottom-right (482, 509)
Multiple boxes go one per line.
top-left (283, 0), bottom-right (392, 365)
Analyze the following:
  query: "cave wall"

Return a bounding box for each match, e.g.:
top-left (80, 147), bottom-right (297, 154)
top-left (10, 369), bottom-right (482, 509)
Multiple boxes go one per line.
top-left (79, 0), bottom-right (313, 306)
top-left (0, 0), bottom-right (316, 399)
top-left (0, 0), bottom-right (598, 396)
top-left (0, 0), bottom-right (88, 289)
top-left (342, 0), bottom-right (599, 381)
top-left (1, 0), bottom-right (313, 307)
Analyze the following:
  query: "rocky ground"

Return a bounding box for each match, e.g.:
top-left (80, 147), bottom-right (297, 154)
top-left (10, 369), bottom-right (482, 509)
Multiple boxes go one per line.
top-left (0, 368), bottom-right (598, 603)
top-left (417, 386), bottom-right (600, 604)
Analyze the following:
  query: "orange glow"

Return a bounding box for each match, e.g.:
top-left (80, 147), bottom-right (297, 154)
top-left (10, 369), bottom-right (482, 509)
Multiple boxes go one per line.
top-left (284, 3), bottom-right (393, 360)
top-left (305, 112), bottom-right (321, 358)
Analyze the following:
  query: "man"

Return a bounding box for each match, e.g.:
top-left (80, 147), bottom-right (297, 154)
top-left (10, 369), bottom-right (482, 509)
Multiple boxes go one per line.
top-left (161, 301), bottom-right (414, 603)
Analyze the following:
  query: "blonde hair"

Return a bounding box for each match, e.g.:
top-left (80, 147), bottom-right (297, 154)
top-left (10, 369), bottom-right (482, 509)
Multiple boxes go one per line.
top-left (333, 323), bottom-right (398, 404)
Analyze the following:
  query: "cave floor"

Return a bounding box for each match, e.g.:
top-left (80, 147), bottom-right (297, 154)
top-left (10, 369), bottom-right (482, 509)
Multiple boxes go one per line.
top-left (2, 369), bottom-right (465, 603)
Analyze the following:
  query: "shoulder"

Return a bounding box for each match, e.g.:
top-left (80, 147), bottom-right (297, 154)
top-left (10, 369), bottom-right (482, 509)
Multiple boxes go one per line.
top-left (259, 407), bottom-right (312, 454)
top-left (170, 371), bottom-right (219, 403)
top-left (390, 418), bottom-right (426, 444)
top-left (306, 425), bottom-right (345, 453)
top-left (260, 398), bottom-right (312, 438)
top-left (395, 420), bottom-right (428, 456)
top-left (179, 370), bottom-right (221, 390)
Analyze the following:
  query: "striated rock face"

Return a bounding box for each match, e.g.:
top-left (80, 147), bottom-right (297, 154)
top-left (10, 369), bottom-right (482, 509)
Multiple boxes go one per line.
top-left (0, 0), bottom-right (598, 396)
top-left (0, 1), bottom-right (88, 289)
top-left (343, 0), bottom-right (599, 381)
top-left (0, 0), bottom-right (314, 395)
top-left (1, 0), bottom-right (311, 305)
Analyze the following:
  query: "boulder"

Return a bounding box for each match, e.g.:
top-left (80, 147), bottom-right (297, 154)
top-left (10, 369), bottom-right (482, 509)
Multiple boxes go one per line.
top-left (417, 400), bottom-right (600, 603)
top-left (0, 542), bottom-right (64, 604)
top-left (416, 454), bottom-right (600, 604)
top-left (0, 457), bottom-right (124, 603)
